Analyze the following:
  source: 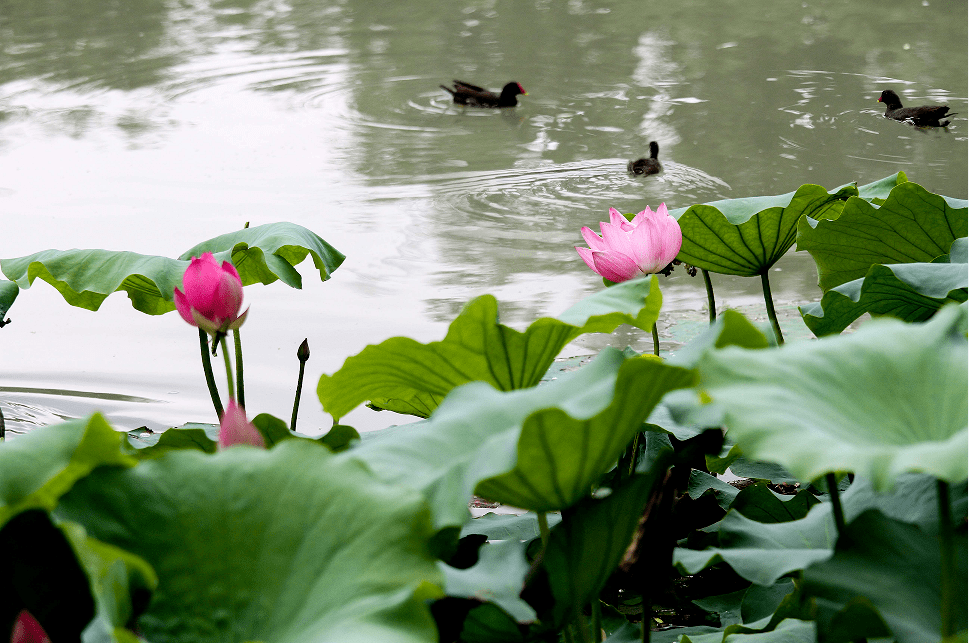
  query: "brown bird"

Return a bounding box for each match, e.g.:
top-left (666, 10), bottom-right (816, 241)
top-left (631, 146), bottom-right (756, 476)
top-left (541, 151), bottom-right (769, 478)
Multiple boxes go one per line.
top-left (628, 141), bottom-right (662, 175)
top-left (440, 80), bottom-right (527, 108)
top-left (878, 89), bottom-right (955, 127)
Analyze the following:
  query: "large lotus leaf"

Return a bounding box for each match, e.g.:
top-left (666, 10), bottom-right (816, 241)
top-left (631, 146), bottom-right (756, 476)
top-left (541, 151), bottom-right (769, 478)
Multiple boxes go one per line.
top-left (55, 439), bottom-right (443, 643)
top-left (674, 505), bottom-right (836, 586)
top-left (540, 468), bottom-right (668, 628)
top-left (610, 618), bottom-right (815, 643)
top-left (669, 182), bottom-right (857, 276)
top-left (0, 414), bottom-right (135, 527)
top-left (318, 276), bottom-right (663, 419)
top-left (0, 249), bottom-right (186, 314)
top-left (178, 222), bottom-right (344, 289)
top-left (697, 305), bottom-right (968, 490)
top-left (461, 512), bottom-right (562, 541)
top-left (0, 222), bottom-right (343, 314)
top-left (803, 509), bottom-right (968, 643)
top-left (855, 171), bottom-right (908, 205)
top-left (339, 348), bottom-right (694, 529)
top-left (674, 474), bottom-right (966, 586)
top-left (800, 245), bottom-right (968, 336)
top-left (796, 181), bottom-right (969, 291)
top-left (440, 540), bottom-right (535, 623)
top-left (0, 279), bottom-right (17, 322)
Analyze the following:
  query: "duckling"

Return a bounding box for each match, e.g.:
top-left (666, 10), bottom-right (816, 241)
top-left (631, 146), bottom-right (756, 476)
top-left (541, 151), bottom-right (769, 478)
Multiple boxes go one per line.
top-left (628, 141), bottom-right (662, 175)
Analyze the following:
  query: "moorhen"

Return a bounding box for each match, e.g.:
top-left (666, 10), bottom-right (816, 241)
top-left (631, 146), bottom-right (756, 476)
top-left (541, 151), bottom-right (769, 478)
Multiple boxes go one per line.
top-left (440, 80), bottom-right (527, 108)
top-left (878, 89), bottom-right (955, 127)
top-left (628, 141), bottom-right (662, 175)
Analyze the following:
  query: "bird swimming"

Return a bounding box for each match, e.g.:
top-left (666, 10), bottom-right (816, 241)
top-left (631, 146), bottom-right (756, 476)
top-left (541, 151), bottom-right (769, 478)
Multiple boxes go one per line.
top-left (440, 80), bottom-right (527, 108)
top-left (878, 89), bottom-right (955, 127)
top-left (628, 141), bottom-right (662, 175)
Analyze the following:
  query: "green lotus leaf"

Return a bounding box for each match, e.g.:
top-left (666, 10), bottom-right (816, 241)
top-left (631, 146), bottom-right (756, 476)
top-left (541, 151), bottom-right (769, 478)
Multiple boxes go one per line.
top-left (670, 182), bottom-right (857, 276)
top-left (461, 512), bottom-right (561, 541)
top-left (628, 618), bottom-right (815, 643)
top-left (803, 509), bottom-right (968, 643)
top-left (698, 305), bottom-right (968, 490)
top-left (318, 276), bottom-right (663, 419)
top-left (0, 279), bottom-right (18, 322)
top-left (56, 439), bottom-right (443, 643)
top-left (540, 468), bottom-right (668, 628)
top-left (0, 222), bottom-right (343, 314)
top-left (178, 221), bottom-right (344, 289)
top-left (800, 238), bottom-right (968, 336)
top-left (340, 348), bottom-right (695, 529)
top-left (796, 181), bottom-right (969, 292)
top-left (0, 414), bottom-right (136, 527)
top-left (674, 474), bottom-right (966, 586)
top-left (855, 171), bottom-right (908, 205)
top-left (440, 540), bottom-right (535, 623)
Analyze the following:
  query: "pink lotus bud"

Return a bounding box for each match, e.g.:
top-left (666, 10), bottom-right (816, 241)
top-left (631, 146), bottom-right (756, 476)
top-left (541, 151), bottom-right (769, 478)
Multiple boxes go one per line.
top-left (575, 204), bottom-right (682, 283)
top-left (174, 253), bottom-right (249, 336)
top-left (218, 400), bottom-right (265, 449)
top-left (11, 611), bottom-right (50, 643)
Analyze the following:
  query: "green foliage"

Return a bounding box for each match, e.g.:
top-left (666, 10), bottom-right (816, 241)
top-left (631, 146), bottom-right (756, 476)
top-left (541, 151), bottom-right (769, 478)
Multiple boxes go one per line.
top-left (338, 347), bottom-right (695, 529)
top-left (318, 276), bottom-right (662, 419)
top-left (0, 222), bottom-right (343, 314)
top-left (803, 509), bottom-right (968, 643)
top-left (670, 180), bottom-right (866, 276)
top-left (0, 279), bottom-right (18, 322)
top-left (55, 440), bottom-right (444, 643)
top-left (698, 305), bottom-right (968, 489)
top-left (800, 237), bottom-right (968, 336)
top-left (796, 181), bottom-right (968, 292)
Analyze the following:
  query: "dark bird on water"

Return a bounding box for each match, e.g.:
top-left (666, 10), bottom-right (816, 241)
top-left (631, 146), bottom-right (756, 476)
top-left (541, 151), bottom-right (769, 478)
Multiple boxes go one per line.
top-left (878, 89), bottom-right (955, 127)
top-left (628, 141), bottom-right (662, 175)
top-left (440, 80), bottom-right (527, 108)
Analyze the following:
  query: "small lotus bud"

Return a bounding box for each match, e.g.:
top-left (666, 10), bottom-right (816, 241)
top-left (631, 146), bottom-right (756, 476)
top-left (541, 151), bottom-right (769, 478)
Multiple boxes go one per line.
top-left (298, 338), bottom-right (310, 362)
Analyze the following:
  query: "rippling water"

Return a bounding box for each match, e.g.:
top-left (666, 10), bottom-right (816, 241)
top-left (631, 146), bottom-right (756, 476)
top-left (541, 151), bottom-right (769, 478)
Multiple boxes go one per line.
top-left (0, 0), bottom-right (966, 434)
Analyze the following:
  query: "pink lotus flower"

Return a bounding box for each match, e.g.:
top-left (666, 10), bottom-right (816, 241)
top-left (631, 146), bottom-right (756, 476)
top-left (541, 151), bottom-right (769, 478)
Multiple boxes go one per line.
top-left (576, 204), bottom-right (682, 283)
top-left (219, 400), bottom-right (265, 448)
top-left (174, 253), bottom-right (248, 336)
top-left (11, 611), bottom-right (50, 643)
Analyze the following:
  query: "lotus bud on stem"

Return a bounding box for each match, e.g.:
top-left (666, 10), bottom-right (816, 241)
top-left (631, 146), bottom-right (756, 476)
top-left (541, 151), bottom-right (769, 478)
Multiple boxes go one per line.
top-left (291, 338), bottom-right (310, 432)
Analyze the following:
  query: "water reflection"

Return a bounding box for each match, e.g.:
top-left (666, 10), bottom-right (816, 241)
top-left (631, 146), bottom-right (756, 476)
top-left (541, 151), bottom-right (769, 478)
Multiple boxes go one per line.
top-left (0, 0), bottom-right (965, 434)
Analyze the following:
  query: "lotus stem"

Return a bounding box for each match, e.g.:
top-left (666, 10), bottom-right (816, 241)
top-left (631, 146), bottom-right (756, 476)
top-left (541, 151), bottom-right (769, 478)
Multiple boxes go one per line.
top-left (641, 595), bottom-right (651, 643)
top-left (199, 329), bottom-right (224, 419)
top-left (564, 625), bottom-right (577, 643)
top-left (537, 512), bottom-right (550, 551)
top-left (0, 404), bottom-right (5, 441)
top-left (701, 269), bottom-right (717, 323)
top-left (826, 473), bottom-right (846, 537)
top-left (651, 322), bottom-right (660, 357)
top-left (760, 272), bottom-right (784, 344)
top-left (576, 613), bottom-right (593, 643)
top-left (232, 328), bottom-right (245, 408)
top-left (291, 339), bottom-right (310, 432)
top-left (591, 599), bottom-right (603, 643)
top-left (220, 335), bottom-right (236, 402)
top-left (627, 433), bottom-right (641, 479)
top-left (938, 480), bottom-right (955, 638)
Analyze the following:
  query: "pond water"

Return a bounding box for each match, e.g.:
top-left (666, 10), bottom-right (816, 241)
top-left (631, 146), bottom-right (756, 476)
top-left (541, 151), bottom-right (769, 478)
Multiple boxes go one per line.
top-left (1, 0), bottom-right (966, 436)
